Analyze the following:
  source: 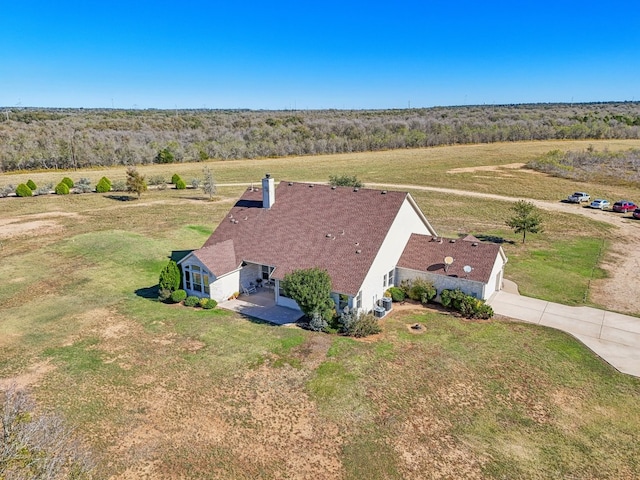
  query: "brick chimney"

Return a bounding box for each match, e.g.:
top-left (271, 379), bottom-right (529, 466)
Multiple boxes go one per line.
top-left (262, 173), bottom-right (275, 208)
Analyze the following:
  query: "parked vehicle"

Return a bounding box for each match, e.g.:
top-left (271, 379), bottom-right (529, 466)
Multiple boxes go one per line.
top-left (633, 208), bottom-right (640, 220)
top-left (589, 199), bottom-right (610, 209)
top-left (612, 200), bottom-right (637, 213)
top-left (567, 192), bottom-right (590, 203)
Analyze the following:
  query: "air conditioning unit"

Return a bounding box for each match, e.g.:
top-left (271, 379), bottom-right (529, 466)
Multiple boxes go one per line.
top-left (373, 306), bottom-right (386, 318)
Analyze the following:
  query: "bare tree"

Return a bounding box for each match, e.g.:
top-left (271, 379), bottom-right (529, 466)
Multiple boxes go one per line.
top-left (201, 166), bottom-right (216, 200)
top-left (1, 385), bottom-right (94, 479)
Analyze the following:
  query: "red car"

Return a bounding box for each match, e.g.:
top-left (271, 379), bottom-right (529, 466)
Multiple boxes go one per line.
top-left (633, 208), bottom-right (640, 220)
top-left (612, 200), bottom-right (637, 213)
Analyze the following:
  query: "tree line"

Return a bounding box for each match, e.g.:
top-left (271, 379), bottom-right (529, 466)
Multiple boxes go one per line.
top-left (1, 102), bottom-right (640, 172)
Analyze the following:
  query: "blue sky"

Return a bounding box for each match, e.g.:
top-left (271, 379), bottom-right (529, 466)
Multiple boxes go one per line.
top-left (1, 1), bottom-right (639, 109)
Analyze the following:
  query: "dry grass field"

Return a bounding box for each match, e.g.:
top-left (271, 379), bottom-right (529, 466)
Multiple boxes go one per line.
top-left (1, 140), bottom-right (640, 479)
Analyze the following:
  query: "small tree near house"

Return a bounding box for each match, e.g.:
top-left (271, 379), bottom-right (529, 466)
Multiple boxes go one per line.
top-left (506, 200), bottom-right (543, 244)
top-left (158, 260), bottom-right (181, 301)
top-left (281, 267), bottom-right (335, 323)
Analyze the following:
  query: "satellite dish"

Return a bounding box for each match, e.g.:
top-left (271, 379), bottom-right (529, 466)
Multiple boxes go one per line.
top-left (444, 256), bottom-right (454, 273)
top-left (463, 265), bottom-right (472, 273)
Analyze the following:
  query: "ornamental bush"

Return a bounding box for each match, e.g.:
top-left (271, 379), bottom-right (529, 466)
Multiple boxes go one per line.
top-left (199, 298), bottom-right (209, 308)
top-left (61, 177), bottom-right (74, 189)
top-left (439, 288), bottom-right (493, 319)
top-left (281, 268), bottom-right (335, 323)
top-left (16, 183), bottom-right (33, 197)
top-left (76, 177), bottom-right (93, 193)
top-left (26, 179), bottom-right (37, 191)
top-left (184, 295), bottom-right (200, 307)
top-left (388, 286), bottom-right (405, 302)
top-left (99, 176), bottom-right (112, 187)
top-left (339, 309), bottom-right (380, 338)
top-left (158, 260), bottom-right (181, 295)
top-left (171, 173), bottom-right (182, 185)
top-left (55, 182), bottom-right (70, 195)
top-left (96, 178), bottom-right (111, 193)
top-left (175, 178), bottom-right (187, 190)
top-left (170, 289), bottom-right (187, 303)
top-left (308, 311), bottom-right (328, 332)
top-left (202, 298), bottom-right (217, 309)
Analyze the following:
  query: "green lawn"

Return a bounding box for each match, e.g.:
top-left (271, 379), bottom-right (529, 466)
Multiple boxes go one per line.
top-left (1, 142), bottom-right (640, 478)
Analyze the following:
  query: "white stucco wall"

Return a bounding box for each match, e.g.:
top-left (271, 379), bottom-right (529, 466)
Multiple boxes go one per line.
top-left (357, 196), bottom-right (435, 312)
top-left (481, 253), bottom-right (506, 299)
top-left (210, 270), bottom-right (241, 303)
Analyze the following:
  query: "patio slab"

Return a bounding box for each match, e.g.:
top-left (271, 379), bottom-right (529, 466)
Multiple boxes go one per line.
top-left (220, 290), bottom-right (304, 325)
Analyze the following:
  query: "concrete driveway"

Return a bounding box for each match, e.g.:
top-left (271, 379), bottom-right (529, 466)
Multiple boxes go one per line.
top-left (489, 290), bottom-right (640, 377)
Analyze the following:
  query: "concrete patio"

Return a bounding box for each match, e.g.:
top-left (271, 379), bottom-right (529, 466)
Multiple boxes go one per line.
top-left (219, 289), bottom-right (304, 325)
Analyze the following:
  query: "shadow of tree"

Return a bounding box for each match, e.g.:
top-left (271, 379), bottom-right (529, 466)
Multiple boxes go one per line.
top-left (475, 234), bottom-right (516, 245)
top-left (105, 194), bottom-right (136, 202)
top-left (135, 285), bottom-right (159, 300)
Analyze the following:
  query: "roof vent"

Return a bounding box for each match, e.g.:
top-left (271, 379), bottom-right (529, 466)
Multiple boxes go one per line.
top-left (356, 249), bottom-right (362, 254)
top-left (381, 190), bottom-right (387, 194)
top-left (309, 184), bottom-right (314, 188)
top-left (353, 188), bottom-right (359, 192)
top-left (288, 182), bottom-right (293, 186)
top-left (331, 185), bottom-right (336, 190)
top-left (472, 242), bottom-right (479, 247)
top-left (450, 239), bottom-right (456, 243)
top-left (326, 233), bottom-right (332, 238)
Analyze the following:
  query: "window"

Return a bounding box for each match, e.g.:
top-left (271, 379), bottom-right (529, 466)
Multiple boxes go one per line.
top-left (184, 264), bottom-right (209, 295)
top-left (383, 273), bottom-right (387, 288)
top-left (388, 269), bottom-right (394, 287)
top-left (356, 291), bottom-right (362, 309)
top-left (262, 265), bottom-right (274, 280)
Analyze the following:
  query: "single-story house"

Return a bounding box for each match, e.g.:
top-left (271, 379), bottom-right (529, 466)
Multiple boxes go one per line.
top-left (177, 174), bottom-right (507, 313)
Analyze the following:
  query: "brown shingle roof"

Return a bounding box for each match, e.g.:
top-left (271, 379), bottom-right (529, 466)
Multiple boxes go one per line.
top-left (202, 182), bottom-right (410, 296)
top-left (397, 234), bottom-right (502, 284)
top-left (192, 239), bottom-right (239, 277)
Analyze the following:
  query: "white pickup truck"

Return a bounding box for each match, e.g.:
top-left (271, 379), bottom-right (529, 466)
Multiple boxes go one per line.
top-left (567, 192), bottom-right (590, 203)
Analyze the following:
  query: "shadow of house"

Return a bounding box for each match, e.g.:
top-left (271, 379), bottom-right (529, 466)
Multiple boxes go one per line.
top-left (170, 250), bottom-right (193, 263)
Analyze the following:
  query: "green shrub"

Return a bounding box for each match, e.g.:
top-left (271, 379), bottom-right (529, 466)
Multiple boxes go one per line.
top-left (170, 289), bottom-right (187, 303)
top-left (339, 309), bottom-right (381, 338)
top-left (99, 176), bottom-right (112, 187)
top-left (15, 183), bottom-right (33, 197)
top-left (55, 182), bottom-right (70, 195)
top-left (96, 178), bottom-right (111, 193)
top-left (26, 179), bottom-right (37, 191)
top-left (175, 178), bottom-right (187, 190)
top-left (199, 298), bottom-right (209, 308)
top-left (158, 260), bottom-right (181, 295)
top-left (400, 278), bottom-right (436, 303)
top-left (439, 288), bottom-right (493, 319)
top-left (61, 177), bottom-right (74, 189)
top-left (184, 295), bottom-right (200, 307)
top-left (388, 286), bottom-right (405, 302)
top-left (202, 298), bottom-right (217, 309)
top-left (171, 173), bottom-right (182, 185)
